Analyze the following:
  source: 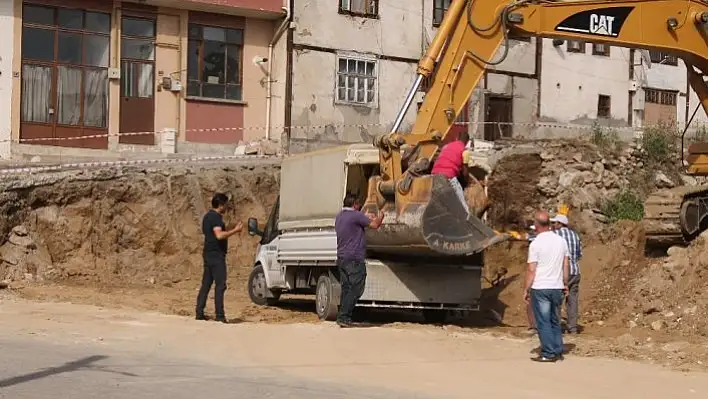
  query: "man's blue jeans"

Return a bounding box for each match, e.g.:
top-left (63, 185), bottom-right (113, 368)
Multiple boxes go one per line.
top-left (531, 289), bottom-right (564, 358)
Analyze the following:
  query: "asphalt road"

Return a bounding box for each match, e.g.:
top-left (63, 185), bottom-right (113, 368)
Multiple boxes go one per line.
top-left (1, 295), bottom-right (708, 399)
top-left (0, 337), bottom-right (427, 399)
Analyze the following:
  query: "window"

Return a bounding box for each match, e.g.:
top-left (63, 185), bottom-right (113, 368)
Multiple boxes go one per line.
top-left (187, 24), bottom-right (243, 101)
top-left (21, 4), bottom-right (110, 129)
top-left (645, 88), bottom-right (677, 106)
top-left (597, 95), bottom-right (611, 118)
top-left (121, 16), bottom-right (155, 99)
top-left (649, 51), bottom-right (678, 66)
top-left (567, 40), bottom-right (585, 53)
top-left (339, 0), bottom-right (379, 18)
top-left (433, 0), bottom-right (451, 26)
top-left (336, 56), bottom-right (377, 106)
top-left (592, 43), bottom-right (610, 56)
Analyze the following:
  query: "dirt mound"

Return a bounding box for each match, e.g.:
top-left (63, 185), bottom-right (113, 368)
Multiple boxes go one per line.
top-left (482, 218), bottom-right (648, 331)
top-left (580, 220), bottom-right (647, 324)
top-left (0, 163), bottom-right (313, 321)
top-left (627, 232), bottom-right (708, 337)
top-left (487, 153), bottom-right (543, 230)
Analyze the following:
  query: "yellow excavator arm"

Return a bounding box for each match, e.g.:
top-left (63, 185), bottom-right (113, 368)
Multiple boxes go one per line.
top-left (362, 0), bottom-right (708, 256)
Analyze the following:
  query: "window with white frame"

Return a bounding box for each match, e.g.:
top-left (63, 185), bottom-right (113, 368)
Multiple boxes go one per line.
top-left (336, 56), bottom-right (377, 105)
top-left (339, 0), bottom-right (379, 18)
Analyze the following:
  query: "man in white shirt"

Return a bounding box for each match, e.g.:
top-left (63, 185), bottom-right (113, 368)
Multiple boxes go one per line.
top-left (523, 211), bottom-right (570, 363)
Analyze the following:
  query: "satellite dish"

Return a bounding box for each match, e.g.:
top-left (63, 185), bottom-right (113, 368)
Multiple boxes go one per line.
top-left (641, 50), bottom-right (652, 69)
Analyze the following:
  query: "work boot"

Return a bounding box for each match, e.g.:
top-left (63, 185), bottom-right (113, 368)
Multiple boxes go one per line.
top-left (337, 319), bottom-right (353, 328)
top-left (196, 314), bottom-right (209, 321)
top-left (530, 355), bottom-right (557, 363)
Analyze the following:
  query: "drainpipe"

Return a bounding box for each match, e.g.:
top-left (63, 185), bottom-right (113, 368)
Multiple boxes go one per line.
top-left (265, 6), bottom-right (291, 141)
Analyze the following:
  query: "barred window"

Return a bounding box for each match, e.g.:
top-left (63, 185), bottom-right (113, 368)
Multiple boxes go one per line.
top-left (645, 88), bottom-right (677, 106)
top-left (336, 56), bottom-right (377, 106)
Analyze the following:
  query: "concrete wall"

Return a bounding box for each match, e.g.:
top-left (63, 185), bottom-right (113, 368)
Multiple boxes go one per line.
top-left (0, 0), bottom-right (14, 158)
top-left (287, 0), bottom-right (424, 153)
top-left (294, 0), bottom-right (424, 59)
top-left (288, 49), bottom-right (418, 153)
top-left (539, 39), bottom-right (630, 127)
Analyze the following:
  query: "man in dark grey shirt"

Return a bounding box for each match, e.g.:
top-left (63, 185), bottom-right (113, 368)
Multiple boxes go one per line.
top-left (334, 193), bottom-right (384, 328)
top-left (195, 193), bottom-right (242, 323)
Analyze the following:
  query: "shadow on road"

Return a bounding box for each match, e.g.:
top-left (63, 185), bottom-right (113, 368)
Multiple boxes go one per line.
top-left (0, 355), bottom-right (138, 388)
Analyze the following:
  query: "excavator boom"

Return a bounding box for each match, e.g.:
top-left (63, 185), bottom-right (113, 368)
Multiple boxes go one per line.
top-left (362, 0), bottom-right (708, 256)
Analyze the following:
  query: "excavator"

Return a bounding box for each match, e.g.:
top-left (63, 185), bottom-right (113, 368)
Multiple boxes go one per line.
top-left (361, 0), bottom-right (708, 256)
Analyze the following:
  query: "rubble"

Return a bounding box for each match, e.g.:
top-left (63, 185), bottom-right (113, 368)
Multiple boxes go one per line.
top-left (628, 229), bottom-right (708, 337)
top-left (481, 138), bottom-right (687, 230)
top-left (234, 139), bottom-right (281, 156)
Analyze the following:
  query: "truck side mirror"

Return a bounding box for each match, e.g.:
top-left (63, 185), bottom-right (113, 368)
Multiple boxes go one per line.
top-left (248, 217), bottom-right (263, 237)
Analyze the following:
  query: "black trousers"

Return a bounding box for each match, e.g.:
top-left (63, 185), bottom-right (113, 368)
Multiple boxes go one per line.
top-left (336, 258), bottom-right (367, 323)
top-left (195, 255), bottom-right (228, 318)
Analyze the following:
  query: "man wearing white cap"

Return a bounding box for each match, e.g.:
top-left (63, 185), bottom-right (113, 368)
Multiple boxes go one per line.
top-left (550, 213), bottom-right (583, 334)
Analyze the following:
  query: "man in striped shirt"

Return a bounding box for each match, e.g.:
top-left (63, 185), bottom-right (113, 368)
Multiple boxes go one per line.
top-left (551, 213), bottom-right (583, 334)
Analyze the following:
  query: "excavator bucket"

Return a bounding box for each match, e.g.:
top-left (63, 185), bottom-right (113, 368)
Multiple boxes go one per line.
top-left (421, 174), bottom-right (509, 255)
top-left (365, 174), bottom-right (510, 257)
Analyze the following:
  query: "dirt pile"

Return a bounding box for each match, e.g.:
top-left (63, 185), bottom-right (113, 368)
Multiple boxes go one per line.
top-left (0, 162), bottom-right (300, 320)
top-left (626, 232), bottom-right (708, 337)
top-left (486, 152), bottom-right (543, 230)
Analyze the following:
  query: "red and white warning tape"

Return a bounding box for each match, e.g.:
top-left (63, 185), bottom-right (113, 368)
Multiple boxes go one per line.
top-left (0, 120), bottom-right (701, 145)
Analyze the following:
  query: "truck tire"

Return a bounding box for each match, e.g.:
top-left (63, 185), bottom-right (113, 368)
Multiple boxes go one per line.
top-left (316, 274), bottom-right (339, 321)
top-left (247, 264), bottom-right (281, 306)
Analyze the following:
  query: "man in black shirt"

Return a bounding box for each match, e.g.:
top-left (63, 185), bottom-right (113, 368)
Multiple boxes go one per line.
top-left (195, 193), bottom-right (243, 322)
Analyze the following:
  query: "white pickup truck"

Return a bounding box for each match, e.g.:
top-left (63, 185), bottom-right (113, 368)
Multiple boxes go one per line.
top-left (246, 144), bottom-right (486, 323)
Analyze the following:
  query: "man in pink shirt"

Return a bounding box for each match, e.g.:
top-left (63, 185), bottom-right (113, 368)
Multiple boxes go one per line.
top-left (431, 131), bottom-right (470, 214)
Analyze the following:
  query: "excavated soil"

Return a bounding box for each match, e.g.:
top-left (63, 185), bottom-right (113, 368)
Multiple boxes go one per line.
top-left (486, 153), bottom-right (543, 230)
top-left (0, 162), bottom-right (315, 323)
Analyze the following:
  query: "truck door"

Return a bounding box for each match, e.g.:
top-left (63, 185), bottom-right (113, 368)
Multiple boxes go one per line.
top-left (260, 197), bottom-right (284, 286)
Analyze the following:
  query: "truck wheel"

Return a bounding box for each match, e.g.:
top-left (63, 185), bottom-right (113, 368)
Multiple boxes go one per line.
top-left (316, 274), bottom-right (339, 321)
top-left (248, 264), bottom-right (281, 306)
top-left (422, 309), bottom-right (447, 325)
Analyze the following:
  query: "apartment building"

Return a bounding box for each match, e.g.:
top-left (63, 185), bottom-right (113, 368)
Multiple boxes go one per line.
top-left (267, 0), bottom-right (539, 153)
top-left (633, 50), bottom-right (708, 131)
top-left (3, 0), bottom-right (702, 160)
top-left (2, 0), bottom-right (284, 160)
top-left (268, 0), bottom-right (425, 153)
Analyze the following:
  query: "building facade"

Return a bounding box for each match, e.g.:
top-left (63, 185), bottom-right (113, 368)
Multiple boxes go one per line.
top-left (5, 0), bottom-right (284, 160)
top-left (633, 50), bottom-right (708, 132)
top-left (270, 0), bottom-right (424, 154)
top-left (2, 0), bottom-right (704, 161)
top-left (269, 0), bottom-right (540, 154)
